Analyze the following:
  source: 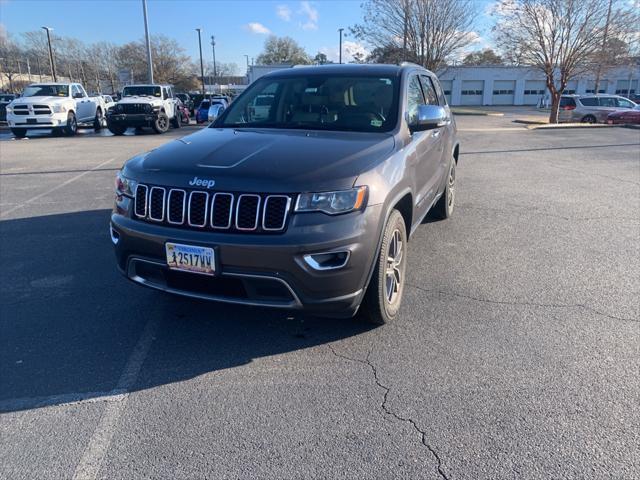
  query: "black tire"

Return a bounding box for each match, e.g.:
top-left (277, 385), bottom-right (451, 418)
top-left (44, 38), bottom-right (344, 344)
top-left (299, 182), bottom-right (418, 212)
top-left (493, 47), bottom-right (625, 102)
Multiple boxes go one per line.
top-left (108, 123), bottom-right (127, 136)
top-left (431, 159), bottom-right (456, 220)
top-left (152, 112), bottom-right (169, 134)
top-left (581, 115), bottom-right (597, 124)
top-left (64, 111), bottom-right (78, 136)
top-left (359, 209), bottom-right (408, 325)
top-left (171, 109), bottom-right (181, 129)
top-left (11, 128), bottom-right (27, 138)
top-left (93, 108), bottom-right (103, 131)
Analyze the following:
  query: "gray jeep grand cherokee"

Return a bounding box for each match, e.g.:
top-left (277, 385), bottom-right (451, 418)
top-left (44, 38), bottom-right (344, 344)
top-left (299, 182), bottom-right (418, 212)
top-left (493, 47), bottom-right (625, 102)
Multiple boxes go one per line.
top-left (111, 64), bottom-right (459, 324)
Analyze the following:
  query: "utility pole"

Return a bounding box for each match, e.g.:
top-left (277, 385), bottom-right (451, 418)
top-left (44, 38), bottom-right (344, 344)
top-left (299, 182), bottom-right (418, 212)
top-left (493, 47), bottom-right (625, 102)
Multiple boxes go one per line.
top-left (26, 58), bottom-right (32, 82)
top-left (42, 26), bottom-right (57, 82)
top-left (36, 56), bottom-right (42, 81)
top-left (594, 0), bottom-right (613, 94)
top-left (142, 0), bottom-right (154, 83)
top-left (196, 28), bottom-right (205, 95)
top-left (402, 0), bottom-right (408, 62)
top-left (338, 28), bottom-right (344, 64)
top-left (210, 35), bottom-right (217, 83)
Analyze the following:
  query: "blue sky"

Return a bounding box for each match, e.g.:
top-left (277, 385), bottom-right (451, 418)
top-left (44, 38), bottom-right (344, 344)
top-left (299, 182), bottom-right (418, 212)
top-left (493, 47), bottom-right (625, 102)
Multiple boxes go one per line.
top-left (1, 0), bottom-right (494, 72)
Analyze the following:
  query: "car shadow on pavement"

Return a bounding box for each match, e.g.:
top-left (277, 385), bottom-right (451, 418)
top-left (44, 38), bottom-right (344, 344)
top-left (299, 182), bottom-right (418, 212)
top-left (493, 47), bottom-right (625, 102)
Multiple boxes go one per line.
top-left (0, 209), bottom-right (374, 413)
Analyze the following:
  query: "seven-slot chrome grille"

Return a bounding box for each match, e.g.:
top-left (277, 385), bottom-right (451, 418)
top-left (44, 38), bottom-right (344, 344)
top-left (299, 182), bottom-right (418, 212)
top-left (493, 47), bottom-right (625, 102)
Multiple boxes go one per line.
top-left (134, 184), bottom-right (292, 233)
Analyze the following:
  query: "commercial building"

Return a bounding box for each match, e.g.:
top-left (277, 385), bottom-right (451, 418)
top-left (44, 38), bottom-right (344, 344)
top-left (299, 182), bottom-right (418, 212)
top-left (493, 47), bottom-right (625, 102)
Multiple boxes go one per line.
top-left (437, 65), bottom-right (638, 106)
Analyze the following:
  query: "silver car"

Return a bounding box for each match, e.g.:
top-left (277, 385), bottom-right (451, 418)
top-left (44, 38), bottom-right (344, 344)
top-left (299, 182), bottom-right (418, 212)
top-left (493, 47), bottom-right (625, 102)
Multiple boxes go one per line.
top-left (207, 103), bottom-right (225, 122)
top-left (559, 94), bottom-right (637, 123)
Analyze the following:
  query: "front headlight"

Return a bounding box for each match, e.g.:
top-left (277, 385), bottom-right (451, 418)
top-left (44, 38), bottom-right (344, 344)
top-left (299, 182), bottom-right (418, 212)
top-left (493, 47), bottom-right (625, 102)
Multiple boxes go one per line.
top-left (145, 104), bottom-right (152, 113)
top-left (52, 104), bottom-right (67, 113)
top-left (6, 106), bottom-right (12, 113)
top-left (295, 186), bottom-right (368, 215)
top-left (115, 171), bottom-right (137, 198)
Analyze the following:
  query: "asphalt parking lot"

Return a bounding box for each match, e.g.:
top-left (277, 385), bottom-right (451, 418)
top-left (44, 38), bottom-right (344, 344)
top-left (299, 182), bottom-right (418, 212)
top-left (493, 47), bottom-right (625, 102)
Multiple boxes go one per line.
top-left (1, 117), bottom-right (639, 479)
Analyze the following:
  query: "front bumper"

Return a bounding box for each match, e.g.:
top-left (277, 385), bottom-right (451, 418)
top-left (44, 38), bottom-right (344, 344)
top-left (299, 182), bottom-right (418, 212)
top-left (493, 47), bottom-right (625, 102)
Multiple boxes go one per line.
top-left (110, 202), bottom-right (384, 317)
top-left (107, 113), bottom-right (157, 127)
top-left (7, 112), bottom-right (67, 128)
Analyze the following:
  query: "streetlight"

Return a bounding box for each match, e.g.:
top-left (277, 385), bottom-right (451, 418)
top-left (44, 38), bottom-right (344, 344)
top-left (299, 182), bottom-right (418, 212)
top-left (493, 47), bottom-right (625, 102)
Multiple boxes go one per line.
top-left (210, 35), bottom-right (217, 82)
top-left (141, 0), bottom-right (154, 83)
top-left (338, 28), bottom-right (344, 64)
top-left (195, 28), bottom-right (205, 95)
top-left (41, 26), bottom-right (57, 82)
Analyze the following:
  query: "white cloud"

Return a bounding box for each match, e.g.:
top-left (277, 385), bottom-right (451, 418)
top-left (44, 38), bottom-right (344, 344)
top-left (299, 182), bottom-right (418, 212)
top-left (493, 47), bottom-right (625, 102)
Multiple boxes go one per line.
top-left (298, 1), bottom-right (319, 30)
top-left (276, 4), bottom-right (292, 21)
top-left (320, 41), bottom-right (369, 63)
top-left (244, 22), bottom-right (271, 35)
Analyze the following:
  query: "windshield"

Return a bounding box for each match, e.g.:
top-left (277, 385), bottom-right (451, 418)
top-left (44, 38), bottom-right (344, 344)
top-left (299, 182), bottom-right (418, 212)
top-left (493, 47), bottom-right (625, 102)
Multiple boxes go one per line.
top-left (22, 85), bottom-right (69, 97)
top-left (122, 86), bottom-right (161, 97)
top-left (199, 101), bottom-right (210, 109)
top-left (216, 74), bottom-right (399, 132)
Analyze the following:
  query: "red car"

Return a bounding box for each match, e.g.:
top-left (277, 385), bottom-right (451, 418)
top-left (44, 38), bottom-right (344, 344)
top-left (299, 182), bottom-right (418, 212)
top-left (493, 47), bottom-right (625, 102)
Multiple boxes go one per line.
top-left (607, 105), bottom-right (640, 125)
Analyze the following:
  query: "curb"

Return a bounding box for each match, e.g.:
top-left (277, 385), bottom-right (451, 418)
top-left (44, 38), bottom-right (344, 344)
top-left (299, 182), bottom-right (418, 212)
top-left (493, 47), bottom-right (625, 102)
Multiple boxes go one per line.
top-left (525, 123), bottom-right (622, 130)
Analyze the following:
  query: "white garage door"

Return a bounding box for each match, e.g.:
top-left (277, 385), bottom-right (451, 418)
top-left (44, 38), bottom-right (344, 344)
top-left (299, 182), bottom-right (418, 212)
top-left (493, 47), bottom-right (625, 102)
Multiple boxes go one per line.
top-left (440, 80), bottom-right (452, 105)
top-left (492, 80), bottom-right (515, 105)
top-left (523, 80), bottom-right (546, 105)
top-left (460, 80), bottom-right (483, 106)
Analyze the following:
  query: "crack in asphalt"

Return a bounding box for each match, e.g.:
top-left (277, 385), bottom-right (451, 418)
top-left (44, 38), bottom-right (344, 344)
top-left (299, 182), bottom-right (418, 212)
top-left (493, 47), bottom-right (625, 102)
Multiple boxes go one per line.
top-left (406, 283), bottom-right (639, 324)
top-left (329, 345), bottom-right (450, 480)
top-left (457, 204), bottom-right (640, 223)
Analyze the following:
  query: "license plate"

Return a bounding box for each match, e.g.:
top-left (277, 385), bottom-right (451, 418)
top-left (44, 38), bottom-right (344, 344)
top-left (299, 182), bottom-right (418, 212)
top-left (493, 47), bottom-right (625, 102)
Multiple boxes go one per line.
top-left (27, 118), bottom-right (37, 124)
top-left (165, 242), bottom-right (215, 275)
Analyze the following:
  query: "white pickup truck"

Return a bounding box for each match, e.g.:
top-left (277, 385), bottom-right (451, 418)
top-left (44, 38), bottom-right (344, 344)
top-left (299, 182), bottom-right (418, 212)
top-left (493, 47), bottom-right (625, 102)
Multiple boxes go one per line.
top-left (6, 82), bottom-right (105, 138)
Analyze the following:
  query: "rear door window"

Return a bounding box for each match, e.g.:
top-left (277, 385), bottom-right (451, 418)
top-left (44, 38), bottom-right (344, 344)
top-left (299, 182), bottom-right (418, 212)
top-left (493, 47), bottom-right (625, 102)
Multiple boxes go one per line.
top-left (579, 97), bottom-right (598, 106)
top-left (599, 97), bottom-right (616, 107)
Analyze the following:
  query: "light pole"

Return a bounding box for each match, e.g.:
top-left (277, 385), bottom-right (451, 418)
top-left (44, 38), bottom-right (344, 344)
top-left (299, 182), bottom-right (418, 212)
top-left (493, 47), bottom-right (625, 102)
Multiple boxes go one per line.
top-left (41, 26), bottom-right (57, 82)
top-left (142, 0), bottom-right (154, 83)
top-left (196, 28), bottom-right (205, 95)
top-left (210, 35), bottom-right (217, 83)
top-left (338, 28), bottom-right (344, 64)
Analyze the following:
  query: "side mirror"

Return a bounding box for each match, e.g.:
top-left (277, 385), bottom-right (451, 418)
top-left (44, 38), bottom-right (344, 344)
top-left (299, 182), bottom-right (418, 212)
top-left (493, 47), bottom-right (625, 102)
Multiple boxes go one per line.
top-left (410, 105), bottom-right (448, 132)
top-left (73, 92), bottom-right (84, 99)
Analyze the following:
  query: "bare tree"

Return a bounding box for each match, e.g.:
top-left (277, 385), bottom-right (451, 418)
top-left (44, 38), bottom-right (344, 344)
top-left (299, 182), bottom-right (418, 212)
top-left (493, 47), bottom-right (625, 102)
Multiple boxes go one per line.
top-left (493, 0), bottom-right (638, 123)
top-left (351, 0), bottom-right (478, 71)
top-left (0, 36), bottom-right (23, 92)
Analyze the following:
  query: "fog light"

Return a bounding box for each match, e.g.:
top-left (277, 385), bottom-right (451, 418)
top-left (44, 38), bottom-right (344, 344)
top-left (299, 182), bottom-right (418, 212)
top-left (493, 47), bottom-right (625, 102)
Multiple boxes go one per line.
top-left (110, 226), bottom-right (120, 245)
top-left (303, 250), bottom-right (350, 271)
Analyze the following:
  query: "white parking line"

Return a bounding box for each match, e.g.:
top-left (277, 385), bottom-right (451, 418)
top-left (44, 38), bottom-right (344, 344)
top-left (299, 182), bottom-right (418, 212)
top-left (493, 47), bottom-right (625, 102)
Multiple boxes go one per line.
top-left (72, 318), bottom-right (157, 480)
top-left (0, 157), bottom-right (117, 218)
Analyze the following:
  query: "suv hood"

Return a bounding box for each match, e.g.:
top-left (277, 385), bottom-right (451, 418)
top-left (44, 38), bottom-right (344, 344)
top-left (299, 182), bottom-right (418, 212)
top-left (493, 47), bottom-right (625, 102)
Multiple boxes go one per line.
top-left (124, 127), bottom-right (396, 193)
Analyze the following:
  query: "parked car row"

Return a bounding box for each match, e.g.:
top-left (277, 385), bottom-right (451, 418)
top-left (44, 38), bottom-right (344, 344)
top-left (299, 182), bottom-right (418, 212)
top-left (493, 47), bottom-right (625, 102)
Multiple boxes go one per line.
top-left (3, 82), bottom-right (227, 138)
top-left (559, 94), bottom-right (638, 124)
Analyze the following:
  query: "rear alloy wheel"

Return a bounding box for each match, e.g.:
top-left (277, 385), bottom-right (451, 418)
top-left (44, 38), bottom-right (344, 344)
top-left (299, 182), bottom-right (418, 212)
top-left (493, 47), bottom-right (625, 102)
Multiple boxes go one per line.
top-left (431, 159), bottom-right (456, 220)
top-left (581, 115), bottom-right (597, 124)
top-left (64, 112), bottom-right (77, 136)
top-left (359, 209), bottom-right (407, 325)
top-left (93, 109), bottom-right (103, 131)
top-left (11, 128), bottom-right (27, 138)
top-left (152, 112), bottom-right (169, 134)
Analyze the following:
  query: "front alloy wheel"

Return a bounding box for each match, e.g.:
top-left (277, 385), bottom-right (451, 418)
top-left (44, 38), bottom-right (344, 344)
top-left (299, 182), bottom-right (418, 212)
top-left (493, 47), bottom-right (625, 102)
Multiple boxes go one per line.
top-left (360, 209), bottom-right (407, 325)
